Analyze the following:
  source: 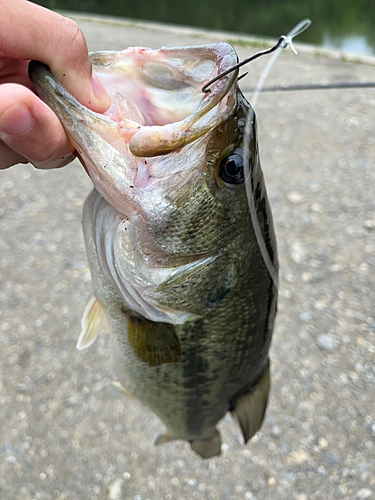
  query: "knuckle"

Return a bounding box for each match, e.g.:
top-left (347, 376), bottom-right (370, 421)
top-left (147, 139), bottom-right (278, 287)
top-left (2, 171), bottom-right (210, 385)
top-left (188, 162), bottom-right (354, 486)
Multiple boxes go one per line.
top-left (62, 19), bottom-right (88, 59)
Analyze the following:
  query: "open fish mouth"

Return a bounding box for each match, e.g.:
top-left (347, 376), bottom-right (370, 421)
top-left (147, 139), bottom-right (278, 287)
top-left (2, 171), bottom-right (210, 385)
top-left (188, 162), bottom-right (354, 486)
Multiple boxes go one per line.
top-left (28, 43), bottom-right (242, 324)
top-left (90, 44), bottom-right (239, 156)
top-left (29, 44), bottom-right (239, 214)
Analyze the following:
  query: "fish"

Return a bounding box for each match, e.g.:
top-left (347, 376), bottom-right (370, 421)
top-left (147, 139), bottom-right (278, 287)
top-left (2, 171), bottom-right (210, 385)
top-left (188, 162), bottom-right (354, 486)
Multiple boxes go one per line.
top-left (28, 42), bottom-right (278, 459)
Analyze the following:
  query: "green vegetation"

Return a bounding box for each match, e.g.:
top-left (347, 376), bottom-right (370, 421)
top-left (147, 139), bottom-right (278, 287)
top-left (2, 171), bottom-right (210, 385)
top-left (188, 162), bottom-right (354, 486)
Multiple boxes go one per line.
top-left (32, 0), bottom-right (375, 55)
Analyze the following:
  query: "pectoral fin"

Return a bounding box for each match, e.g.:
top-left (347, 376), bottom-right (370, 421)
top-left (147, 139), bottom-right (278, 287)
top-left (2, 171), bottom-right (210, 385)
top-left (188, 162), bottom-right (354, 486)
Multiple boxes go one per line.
top-left (126, 315), bottom-right (180, 367)
top-left (231, 361), bottom-right (270, 443)
top-left (190, 429), bottom-right (221, 459)
top-left (77, 296), bottom-right (107, 350)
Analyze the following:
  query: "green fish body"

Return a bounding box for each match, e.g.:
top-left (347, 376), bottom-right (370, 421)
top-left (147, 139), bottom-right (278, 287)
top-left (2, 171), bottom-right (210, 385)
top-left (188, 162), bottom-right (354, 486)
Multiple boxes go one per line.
top-left (29, 43), bottom-right (278, 458)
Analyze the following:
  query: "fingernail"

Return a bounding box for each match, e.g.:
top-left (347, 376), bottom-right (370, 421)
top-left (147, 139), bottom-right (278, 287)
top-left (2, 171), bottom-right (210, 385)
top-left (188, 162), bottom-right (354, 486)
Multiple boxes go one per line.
top-left (0, 104), bottom-right (34, 137)
top-left (91, 73), bottom-right (110, 103)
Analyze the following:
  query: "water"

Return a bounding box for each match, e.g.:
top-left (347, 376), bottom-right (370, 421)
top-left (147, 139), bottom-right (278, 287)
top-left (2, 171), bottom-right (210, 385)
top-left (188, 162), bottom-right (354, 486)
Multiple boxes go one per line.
top-left (33, 0), bottom-right (375, 57)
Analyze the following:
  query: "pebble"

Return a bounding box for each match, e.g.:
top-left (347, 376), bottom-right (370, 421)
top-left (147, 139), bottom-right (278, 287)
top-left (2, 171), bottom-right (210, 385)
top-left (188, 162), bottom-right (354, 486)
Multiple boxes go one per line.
top-left (318, 437), bottom-right (328, 449)
top-left (301, 272), bottom-right (311, 282)
top-left (356, 489), bottom-right (372, 499)
top-left (289, 449), bottom-right (309, 465)
top-left (294, 495), bottom-right (307, 500)
top-left (244, 492), bottom-right (257, 500)
top-left (324, 452), bottom-right (340, 464)
top-left (316, 334), bottom-right (335, 352)
top-left (108, 478), bottom-right (123, 499)
top-left (271, 425), bottom-right (282, 438)
top-left (311, 203), bottom-right (323, 213)
top-left (317, 466), bottom-right (328, 475)
top-left (287, 192), bottom-right (304, 204)
top-left (329, 263), bottom-right (344, 272)
top-left (299, 311), bottom-right (312, 322)
top-left (363, 219), bottom-right (375, 229)
top-left (339, 373), bottom-right (349, 385)
top-left (290, 242), bottom-right (305, 264)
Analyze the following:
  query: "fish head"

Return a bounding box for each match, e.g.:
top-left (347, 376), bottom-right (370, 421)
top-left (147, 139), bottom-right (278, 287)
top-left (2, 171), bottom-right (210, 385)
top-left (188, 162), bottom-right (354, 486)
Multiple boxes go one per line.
top-left (29, 44), bottom-right (260, 323)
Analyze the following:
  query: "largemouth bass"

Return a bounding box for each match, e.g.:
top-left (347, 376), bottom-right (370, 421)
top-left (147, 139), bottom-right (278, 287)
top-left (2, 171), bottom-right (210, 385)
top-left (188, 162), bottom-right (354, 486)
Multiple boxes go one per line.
top-left (29, 43), bottom-right (278, 458)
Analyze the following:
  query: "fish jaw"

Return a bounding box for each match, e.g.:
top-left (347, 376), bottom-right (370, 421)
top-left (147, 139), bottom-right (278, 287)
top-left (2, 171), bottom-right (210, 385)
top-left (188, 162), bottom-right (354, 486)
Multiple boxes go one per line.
top-left (28, 61), bottom-right (139, 216)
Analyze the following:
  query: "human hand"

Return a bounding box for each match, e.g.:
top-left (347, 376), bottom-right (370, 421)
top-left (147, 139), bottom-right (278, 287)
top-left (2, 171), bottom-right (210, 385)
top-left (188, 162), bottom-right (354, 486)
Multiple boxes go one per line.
top-left (0, 0), bottom-right (110, 170)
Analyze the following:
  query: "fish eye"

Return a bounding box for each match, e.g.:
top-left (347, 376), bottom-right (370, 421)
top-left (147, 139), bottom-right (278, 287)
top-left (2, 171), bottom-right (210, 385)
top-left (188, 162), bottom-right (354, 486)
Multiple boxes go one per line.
top-left (219, 153), bottom-right (244, 185)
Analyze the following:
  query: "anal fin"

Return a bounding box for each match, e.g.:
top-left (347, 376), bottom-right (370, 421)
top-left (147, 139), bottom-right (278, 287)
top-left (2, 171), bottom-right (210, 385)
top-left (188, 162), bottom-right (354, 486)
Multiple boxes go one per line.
top-left (77, 296), bottom-right (107, 350)
top-left (154, 432), bottom-right (176, 446)
top-left (231, 360), bottom-right (270, 443)
top-left (190, 429), bottom-right (221, 459)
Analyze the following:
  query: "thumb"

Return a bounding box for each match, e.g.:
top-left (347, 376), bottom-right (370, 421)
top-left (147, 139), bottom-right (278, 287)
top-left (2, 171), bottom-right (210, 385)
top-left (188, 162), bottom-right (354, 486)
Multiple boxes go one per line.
top-left (0, 0), bottom-right (110, 113)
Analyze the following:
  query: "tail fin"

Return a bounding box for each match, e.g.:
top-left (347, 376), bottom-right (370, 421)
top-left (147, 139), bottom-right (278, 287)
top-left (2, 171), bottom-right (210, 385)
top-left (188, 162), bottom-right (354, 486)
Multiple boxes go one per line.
top-left (231, 361), bottom-right (270, 443)
top-left (155, 429), bottom-right (222, 459)
top-left (190, 429), bottom-right (221, 459)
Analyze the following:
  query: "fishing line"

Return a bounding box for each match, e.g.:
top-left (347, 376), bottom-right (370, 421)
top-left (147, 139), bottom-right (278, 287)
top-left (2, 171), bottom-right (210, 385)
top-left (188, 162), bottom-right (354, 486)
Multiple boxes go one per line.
top-left (242, 81), bottom-right (375, 93)
top-left (242, 19), bottom-right (311, 291)
top-left (201, 20), bottom-right (312, 289)
top-left (201, 19), bottom-right (311, 95)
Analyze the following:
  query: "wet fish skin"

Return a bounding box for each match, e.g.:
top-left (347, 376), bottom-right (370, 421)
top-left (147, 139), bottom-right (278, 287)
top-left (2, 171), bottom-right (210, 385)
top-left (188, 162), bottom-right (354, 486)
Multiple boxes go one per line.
top-left (29, 43), bottom-right (278, 458)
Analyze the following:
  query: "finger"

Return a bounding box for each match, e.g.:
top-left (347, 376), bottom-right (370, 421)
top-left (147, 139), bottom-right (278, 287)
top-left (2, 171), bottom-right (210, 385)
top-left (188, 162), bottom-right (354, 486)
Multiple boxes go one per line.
top-left (0, 83), bottom-right (75, 169)
top-left (0, 141), bottom-right (28, 170)
top-left (0, 0), bottom-right (110, 112)
top-left (0, 59), bottom-right (32, 88)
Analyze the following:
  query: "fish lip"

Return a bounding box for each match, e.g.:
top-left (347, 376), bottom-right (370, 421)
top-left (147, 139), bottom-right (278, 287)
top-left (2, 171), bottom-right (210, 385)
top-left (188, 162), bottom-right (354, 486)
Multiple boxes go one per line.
top-left (29, 59), bottom-right (139, 216)
top-left (28, 61), bottom-right (84, 118)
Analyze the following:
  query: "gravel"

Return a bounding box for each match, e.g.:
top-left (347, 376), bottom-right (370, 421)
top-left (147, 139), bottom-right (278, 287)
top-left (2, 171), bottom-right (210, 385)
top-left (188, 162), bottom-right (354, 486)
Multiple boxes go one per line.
top-left (316, 334), bottom-right (335, 352)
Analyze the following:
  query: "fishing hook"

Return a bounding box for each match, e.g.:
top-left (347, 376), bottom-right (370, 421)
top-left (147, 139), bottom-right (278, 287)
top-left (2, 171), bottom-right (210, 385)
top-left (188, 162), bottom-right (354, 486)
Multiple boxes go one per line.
top-left (202, 18), bottom-right (312, 93)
